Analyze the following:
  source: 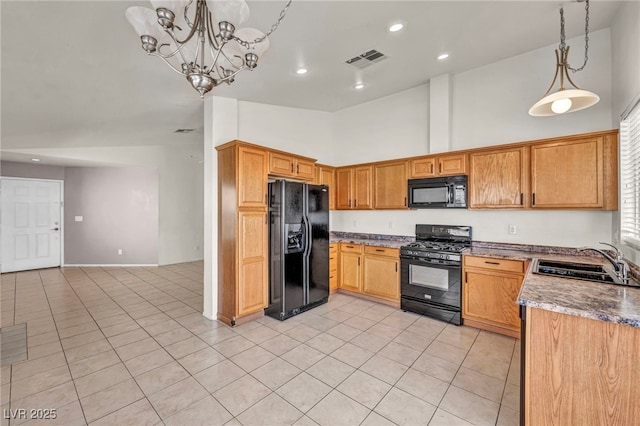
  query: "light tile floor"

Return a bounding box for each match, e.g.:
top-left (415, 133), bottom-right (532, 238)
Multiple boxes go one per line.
top-left (0, 262), bottom-right (520, 425)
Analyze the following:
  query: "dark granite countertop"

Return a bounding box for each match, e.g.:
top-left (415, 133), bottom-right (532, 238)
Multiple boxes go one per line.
top-left (330, 232), bottom-right (412, 249)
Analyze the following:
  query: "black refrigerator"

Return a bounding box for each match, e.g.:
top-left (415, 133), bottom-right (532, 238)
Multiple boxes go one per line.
top-left (266, 180), bottom-right (329, 320)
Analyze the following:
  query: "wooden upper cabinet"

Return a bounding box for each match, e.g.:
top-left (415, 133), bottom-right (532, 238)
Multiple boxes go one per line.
top-left (353, 166), bottom-right (373, 209)
top-left (410, 153), bottom-right (467, 178)
top-left (469, 147), bottom-right (528, 208)
top-left (238, 145), bottom-right (268, 209)
top-left (531, 137), bottom-right (604, 209)
top-left (268, 151), bottom-right (316, 180)
top-left (336, 168), bottom-right (353, 209)
top-left (335, 165), bottom-right (373, 210)
top-left (438, 154), bottom-right (467, 176)
top-left (315, 164), bottom-right (335, 210)
top-left (374, 161), bottom-right (408, 209)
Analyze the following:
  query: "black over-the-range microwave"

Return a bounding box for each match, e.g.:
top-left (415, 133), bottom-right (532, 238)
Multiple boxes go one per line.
top-left (407, 175), bottom-right (467, 209)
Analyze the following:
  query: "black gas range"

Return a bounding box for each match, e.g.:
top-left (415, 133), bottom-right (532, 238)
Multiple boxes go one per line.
top-left (400, 224), bottom-right (472, 325)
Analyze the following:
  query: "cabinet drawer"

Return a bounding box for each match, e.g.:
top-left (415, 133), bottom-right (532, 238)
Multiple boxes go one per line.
top-left (464, 255), bottom-right (525, 273)
top-left (340, 243), bottom-right (362, 253)
top-left (364, 246), bottom-right (399, 257)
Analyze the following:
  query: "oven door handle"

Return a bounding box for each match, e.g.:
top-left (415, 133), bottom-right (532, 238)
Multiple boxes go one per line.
top-left (400, 256), bottom-right (460, 268)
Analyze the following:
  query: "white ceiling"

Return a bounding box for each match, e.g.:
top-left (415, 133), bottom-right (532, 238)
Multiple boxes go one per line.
top-left (0, 1), bottom-right (623, 165)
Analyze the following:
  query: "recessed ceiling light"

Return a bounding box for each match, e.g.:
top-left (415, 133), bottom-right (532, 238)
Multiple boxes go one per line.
top-left (437, 53), bottom-right (450, 61)
top-left (389, 23), bottom-right (404, 32)
top-left (31, 158), bottom-right (41, 162)
top-left (296, 68), bottom-right (308, 75)
top-left (354, 83), bottom-right (365, 90)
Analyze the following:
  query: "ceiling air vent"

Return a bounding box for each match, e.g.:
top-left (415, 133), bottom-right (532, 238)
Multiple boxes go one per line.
top-left (345, 49), bottom-right (388, 69)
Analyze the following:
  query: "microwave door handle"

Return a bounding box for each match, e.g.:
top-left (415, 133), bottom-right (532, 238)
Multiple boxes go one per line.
top-left (448, 185), bottom-right (454, 205)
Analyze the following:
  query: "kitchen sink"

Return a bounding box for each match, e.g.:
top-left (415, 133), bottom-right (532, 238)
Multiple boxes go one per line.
top-left (532, 259), bottom-right (618, 284)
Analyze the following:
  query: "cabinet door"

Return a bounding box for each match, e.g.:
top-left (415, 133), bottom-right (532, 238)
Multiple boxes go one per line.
top-left (335, 168), bottom-right (353, 209)
top-left (363, 254), bottom-right (399, 301)
top-left (238, 211), bottom-right (268, 316)
top-left (531, 137), bottom-right (604, 208)
top-left (339, 252), bottom-right (361, 292)
top-left (353, 166), bottom-right (373, 209)
top-left (319, 167), bottom-right (335, 210)
top-left (269, 152), bottom-right (295, 177)
top-left (374, 161), bottom-right (408, 209)
top-left (469, 147), bottom-right (528, 208)
top-left (329, 244), bottom-right (338, 292)
top-left (438, 154), bottom-right (467, 176)
top-left (463, 269), bottom-right (522, 330)
top-left (238, 146), bottom-right (268, 208)
top-left (295, 159), bottom-right (316, 180)
top-left (410, 157), bottom-right (436, 178)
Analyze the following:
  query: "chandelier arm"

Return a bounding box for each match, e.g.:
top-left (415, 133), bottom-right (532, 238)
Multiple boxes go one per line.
top-left (183, 0), bottom-right (195, 30)
top-left (174, 0), bottom-right (202, 45)
top-left (205, 10), bottom-right (221, 51)
top-left (217, 65), bottom-right (248, 84)
top-left (205, 39), bottom-right (228, 75)
top-left (148, 52), bottom-right (188, 75)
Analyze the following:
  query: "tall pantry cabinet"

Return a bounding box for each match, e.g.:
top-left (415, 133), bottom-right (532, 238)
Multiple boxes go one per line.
top-left (216, 141), bottom-right (269, 326)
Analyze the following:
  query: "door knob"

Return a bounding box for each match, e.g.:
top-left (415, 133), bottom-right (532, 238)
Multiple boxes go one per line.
top-left (51, 227), bottom-right (59, 231)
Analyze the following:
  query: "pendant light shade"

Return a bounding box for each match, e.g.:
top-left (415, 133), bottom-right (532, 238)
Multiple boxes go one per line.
top-left (529, 89), bottom-right (600, 117)
top-left (529, 0), bottom-right (599, 117)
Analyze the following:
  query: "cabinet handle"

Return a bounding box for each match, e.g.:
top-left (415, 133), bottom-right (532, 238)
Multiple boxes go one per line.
top-left (532, 193), bottom-right (536, 206)
top-left (484, 261), bottom-right (501, 265)
top-left (430, 163), bottom-right (434, 174)
top-left (395, 263), bottom-right (398, 272)
top-left (358, 257), bottom-right (360, 266)
top-left (439, 163), bottom-right (443, 173)
top-left (520, 193), bottom-right (523, 205)
top-left (465, 272), bottom-right (468, 283)
top-left (297, 164), bottom-right (299, 174)
top-left (330, 257), bottom-right (335, 260)
top-left (348, 199), bottom-right (351, 208)
top-left (291, 163), bottom-right (294, 173)
top-left (354, 199), bottom-right (358, 208)
top-left (404, 196), bottom-right (407, 207)
top-left (375, 249), bottom-right (385, 252)
top-left (346, 245), bottom-right (354, 248)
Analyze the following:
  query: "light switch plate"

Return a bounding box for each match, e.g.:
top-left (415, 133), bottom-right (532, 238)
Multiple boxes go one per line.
top-left (74, 216), bottom-right (83, 222)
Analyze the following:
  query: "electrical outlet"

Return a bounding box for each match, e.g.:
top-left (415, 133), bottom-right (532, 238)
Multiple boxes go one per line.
top-left (508, 225), bottom-right (517, 235)
top-left (352, 220), bottom-right (358, 228)
top-left (388, 221), bottom-right (394, 229)
top-left (117, 249), bottom-right (123, 255)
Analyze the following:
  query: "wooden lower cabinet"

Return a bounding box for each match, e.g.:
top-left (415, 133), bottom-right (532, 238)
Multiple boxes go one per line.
top-left (462, 255), bottom-right (526, 338)
top-left (338, 243), bottom-right (399, 304)
top-left (524, 307), bottom-right (640, 425)
top-left (329, 243), bottom-right (338, 293)
top-left (362, 246), bottom-right (400, 302)
top-left (237, 211), bottom-right (269, 316)
top-left (339, 243), bottom-right (362, 292)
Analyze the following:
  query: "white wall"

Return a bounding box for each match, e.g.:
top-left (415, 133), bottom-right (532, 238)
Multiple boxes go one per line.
top-left (452, 28), bottom-right (613, 149)
top-left (329, 28), bottom-right (615, 248)
top-left (5, 144), bottom-right (204, 265)
top-left (330, 85), bottom-right (429, 166)
top-left (611, 1), bottom-right (640, 265)
top-left (238, 102), bottom-right (333, 162)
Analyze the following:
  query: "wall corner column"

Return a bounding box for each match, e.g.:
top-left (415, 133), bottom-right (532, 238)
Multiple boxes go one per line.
top-left (203, 96), bottom-right (239, 320)
top-left (429, 74), bottom-right (453, 154)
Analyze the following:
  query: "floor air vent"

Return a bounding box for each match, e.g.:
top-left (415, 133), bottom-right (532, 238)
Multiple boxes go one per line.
top-left (345, 50), bottom-right (388, 69)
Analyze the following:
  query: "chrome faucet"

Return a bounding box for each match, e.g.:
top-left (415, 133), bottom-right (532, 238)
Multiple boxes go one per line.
top-left (578, 242), bottom-right (629, 284)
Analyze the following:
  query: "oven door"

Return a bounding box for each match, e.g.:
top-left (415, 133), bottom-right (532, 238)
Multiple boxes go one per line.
top-left (400, 256), bottom-right (461, 308)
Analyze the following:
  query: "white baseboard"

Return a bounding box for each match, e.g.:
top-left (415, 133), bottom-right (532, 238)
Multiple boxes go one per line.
top-left (63, 264), bottom-right (159, 268)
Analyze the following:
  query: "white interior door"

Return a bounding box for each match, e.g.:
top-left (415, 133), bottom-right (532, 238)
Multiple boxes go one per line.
top-left (1, 178), bottom-right (62, 273)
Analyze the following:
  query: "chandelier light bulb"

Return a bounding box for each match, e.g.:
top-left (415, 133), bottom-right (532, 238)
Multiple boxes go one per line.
top-left (551, 98), bottom-right (572, 114)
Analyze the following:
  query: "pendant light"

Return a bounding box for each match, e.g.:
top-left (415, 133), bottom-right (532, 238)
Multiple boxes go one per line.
top-left (529, 0), bottom-right (599, 117)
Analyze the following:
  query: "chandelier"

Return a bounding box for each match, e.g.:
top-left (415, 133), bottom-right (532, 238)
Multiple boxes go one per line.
top-left (126, 0), bottom-right (292, 98)
top-left (529, 0), bottom-right (599, 116)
